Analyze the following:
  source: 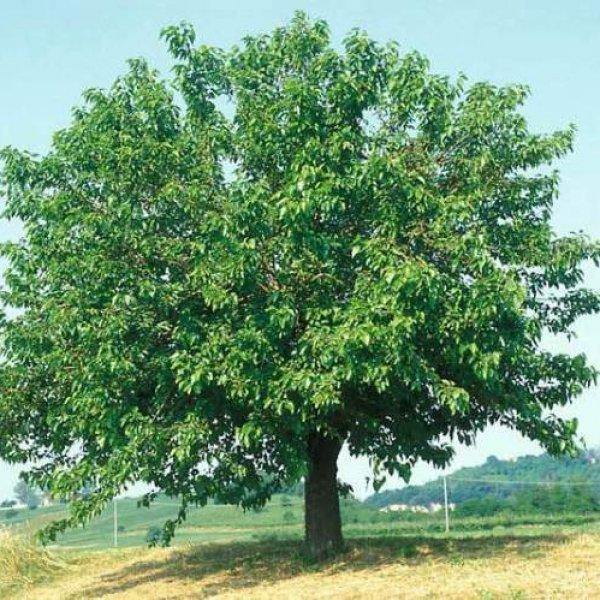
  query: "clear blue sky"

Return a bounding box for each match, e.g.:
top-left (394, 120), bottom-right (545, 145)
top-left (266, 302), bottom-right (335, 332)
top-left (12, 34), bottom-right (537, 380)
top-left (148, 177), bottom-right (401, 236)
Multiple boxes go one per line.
top-left (1, 1), bottom-right (598, 499)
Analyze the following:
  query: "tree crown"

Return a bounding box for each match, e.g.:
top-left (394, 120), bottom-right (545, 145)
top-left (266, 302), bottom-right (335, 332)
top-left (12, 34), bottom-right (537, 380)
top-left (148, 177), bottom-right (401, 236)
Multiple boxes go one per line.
top-left (1, 12), bottom-right (598, 542)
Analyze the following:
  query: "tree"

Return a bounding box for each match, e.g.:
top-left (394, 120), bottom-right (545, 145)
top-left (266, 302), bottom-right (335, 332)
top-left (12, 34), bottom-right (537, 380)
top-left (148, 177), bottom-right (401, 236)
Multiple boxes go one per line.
top-left (0, 13), bottom-right (598, 558)
top-left (13, 480), bottom-right (40, 509)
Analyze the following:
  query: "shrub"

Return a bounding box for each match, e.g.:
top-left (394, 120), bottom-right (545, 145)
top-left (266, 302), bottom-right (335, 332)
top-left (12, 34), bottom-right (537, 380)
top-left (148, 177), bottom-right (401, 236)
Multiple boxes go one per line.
top-left (455, 496), bottom-right (507, 518)
top-left (145, 526), bottom-right (165, 546)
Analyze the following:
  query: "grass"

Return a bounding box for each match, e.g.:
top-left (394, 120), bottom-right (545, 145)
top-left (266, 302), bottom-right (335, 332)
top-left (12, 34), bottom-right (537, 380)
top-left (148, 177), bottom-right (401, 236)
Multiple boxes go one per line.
top-left (0, 527), bottom-right (68, 594)
top-left (4, 495), bottom-right (600, 598)
top-left (3, 494), bottom-right (378, 549)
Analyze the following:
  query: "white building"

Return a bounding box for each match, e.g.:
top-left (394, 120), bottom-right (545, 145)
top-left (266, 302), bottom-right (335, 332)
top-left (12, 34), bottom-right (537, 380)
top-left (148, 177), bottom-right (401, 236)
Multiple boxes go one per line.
top-left (381, 501), bottom-right (456, 514)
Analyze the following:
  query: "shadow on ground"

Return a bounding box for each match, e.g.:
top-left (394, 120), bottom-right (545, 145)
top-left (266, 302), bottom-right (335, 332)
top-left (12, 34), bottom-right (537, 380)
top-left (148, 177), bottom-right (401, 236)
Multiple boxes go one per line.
top-left (77, 530), bottom-right (572, 598)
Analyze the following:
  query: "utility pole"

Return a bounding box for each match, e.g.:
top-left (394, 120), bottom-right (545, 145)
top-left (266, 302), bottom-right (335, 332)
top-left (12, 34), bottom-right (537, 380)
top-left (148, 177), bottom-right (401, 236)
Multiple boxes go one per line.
top-left (443, 475), bottom-right (450, 534)
top-left (113, 498), bottom-right (118, 548)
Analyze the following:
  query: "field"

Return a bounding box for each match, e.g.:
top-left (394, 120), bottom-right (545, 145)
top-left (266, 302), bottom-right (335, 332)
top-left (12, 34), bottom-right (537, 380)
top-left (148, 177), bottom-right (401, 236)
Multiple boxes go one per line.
top-left (2, 494), bottom-right (600, 598)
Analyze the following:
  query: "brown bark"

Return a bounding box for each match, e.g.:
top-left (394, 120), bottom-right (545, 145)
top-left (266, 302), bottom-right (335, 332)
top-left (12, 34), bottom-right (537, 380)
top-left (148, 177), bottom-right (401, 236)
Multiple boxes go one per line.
top-left (304, 433), bottom-right (344, 559)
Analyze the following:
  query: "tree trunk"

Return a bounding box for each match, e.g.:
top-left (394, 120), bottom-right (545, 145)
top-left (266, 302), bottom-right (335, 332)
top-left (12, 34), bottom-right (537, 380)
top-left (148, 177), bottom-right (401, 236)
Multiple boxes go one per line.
top-left (304, 433), bottom-right (344, 559)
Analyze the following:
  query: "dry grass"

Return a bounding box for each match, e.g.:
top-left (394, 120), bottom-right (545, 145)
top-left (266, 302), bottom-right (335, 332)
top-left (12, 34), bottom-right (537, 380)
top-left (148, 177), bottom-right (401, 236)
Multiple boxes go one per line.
top-left (9, 529), bottom-right (600, 599)
top-left (0, 527), bottom-right (68, 593)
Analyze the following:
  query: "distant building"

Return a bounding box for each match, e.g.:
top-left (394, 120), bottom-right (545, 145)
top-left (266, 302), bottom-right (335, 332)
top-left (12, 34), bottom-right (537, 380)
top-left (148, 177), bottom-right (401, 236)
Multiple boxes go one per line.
top-left (381, 501), bottom-right (455, 514)
top-left (380, 503), bottom-right (410, 512)
top-left (41, 492), bottom-right (54, 507)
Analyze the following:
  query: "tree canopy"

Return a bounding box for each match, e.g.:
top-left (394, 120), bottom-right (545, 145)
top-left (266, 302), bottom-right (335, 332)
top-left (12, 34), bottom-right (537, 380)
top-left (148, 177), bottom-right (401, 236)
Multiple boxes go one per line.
top-left (0, 13), bottom-right (598, 556)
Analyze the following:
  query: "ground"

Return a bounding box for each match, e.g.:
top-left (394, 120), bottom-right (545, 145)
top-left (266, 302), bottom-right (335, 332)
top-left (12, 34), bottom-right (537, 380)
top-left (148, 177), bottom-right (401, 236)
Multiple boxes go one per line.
top-left (11, 530), bottom-right (600, 599)
top-left (3, 496), bottom-right (600, 598)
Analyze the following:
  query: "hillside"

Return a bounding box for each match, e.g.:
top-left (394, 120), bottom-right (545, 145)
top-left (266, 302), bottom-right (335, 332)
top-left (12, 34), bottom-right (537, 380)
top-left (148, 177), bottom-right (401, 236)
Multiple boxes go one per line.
top-left (1, 493), bottom-right (379, 550)
top-left (366, 450), bottom-right (600, 508)
top-left (8, 516), bottom-right (600, 598)
top-left (5, 488), bottom-right (600, 597)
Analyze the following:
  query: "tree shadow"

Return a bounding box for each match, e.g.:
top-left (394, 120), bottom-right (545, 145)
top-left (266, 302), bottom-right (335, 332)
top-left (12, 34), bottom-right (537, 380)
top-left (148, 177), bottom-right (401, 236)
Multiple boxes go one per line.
top-left (78, 530), bottom-right (572, 598)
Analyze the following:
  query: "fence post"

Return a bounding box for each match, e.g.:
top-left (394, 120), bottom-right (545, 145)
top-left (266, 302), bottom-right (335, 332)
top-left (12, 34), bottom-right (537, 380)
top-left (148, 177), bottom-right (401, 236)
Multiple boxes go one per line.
top-left (443, 475), bottom-right (450, 534)
top-left (113, 498), bottom-right (118, 548)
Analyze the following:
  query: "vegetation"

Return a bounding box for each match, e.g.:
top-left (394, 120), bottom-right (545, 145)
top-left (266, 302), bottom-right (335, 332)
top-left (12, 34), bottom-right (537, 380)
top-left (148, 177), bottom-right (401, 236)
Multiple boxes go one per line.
top-left (3, 498), bottom-right (600, 598)
top-left (367, 450), bottom-right (600, 507)
top-left (0, 493), bottom-right (381, 550)
top-left (0, 491), bottom-right (597, 552)
top-left (456, 485), bottom-right (600, 517)
top-left (0, 528), bottom-right (66, 594)
top-left (12, 532), bottom-right (600, 599)
top-left (1, 12), bottom-right (598, 558)
top-left (145, 525), bottom-right (167, 546)
top-left (13, 481), bottom-right (40, 510)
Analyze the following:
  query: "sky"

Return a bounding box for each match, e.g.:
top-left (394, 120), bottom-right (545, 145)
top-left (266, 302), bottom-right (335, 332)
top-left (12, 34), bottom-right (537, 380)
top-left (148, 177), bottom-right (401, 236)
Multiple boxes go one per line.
top-left (0, 1), bottom-right (598, 500)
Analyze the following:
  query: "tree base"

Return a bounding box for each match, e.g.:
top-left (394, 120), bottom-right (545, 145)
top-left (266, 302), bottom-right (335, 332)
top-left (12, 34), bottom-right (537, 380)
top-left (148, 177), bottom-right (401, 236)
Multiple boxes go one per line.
top-left (304, 433), bottom-right (344, 560)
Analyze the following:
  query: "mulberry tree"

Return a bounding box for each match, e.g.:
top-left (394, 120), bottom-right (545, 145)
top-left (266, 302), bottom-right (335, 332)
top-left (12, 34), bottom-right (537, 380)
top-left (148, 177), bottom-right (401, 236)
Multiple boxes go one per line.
top-left (1, 14), bottom-right (598, 558)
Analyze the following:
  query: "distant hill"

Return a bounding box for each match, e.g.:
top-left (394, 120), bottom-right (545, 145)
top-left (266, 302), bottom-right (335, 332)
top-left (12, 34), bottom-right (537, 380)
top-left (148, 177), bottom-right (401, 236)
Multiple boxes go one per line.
top-left (365, 450), bottom-right (600, 508)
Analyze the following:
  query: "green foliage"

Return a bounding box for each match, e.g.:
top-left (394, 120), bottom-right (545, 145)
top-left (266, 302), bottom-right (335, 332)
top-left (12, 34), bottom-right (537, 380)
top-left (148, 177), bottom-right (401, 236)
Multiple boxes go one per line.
top-left (367, 450), bottom-right (600, 507)
top-left (455, 485), bottom-right (600, 517)
top-left (454, 495), bottom-right (512, 518)
top-left (145, 525), bottom-right (167, 546)
top-left (0, 12), bottom-right (598, 545)
top-left (512, 484), bottom-right (600, 514)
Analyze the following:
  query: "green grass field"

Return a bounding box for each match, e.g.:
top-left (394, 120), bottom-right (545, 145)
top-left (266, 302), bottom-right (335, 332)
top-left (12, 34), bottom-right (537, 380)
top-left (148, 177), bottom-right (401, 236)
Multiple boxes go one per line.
top-left (4, 495), bottom-right (600, 598)
top-left (3, 494), bottom-right (389, 549)
top-left (4, 493), bottom-right (600, 551)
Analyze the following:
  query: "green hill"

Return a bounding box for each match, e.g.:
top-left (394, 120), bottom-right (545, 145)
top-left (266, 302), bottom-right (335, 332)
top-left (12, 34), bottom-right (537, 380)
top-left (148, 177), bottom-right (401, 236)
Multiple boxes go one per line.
top-left (366, 450), bottom-right (600, 509)
top-left (0, 493), bottom-right (379, 550)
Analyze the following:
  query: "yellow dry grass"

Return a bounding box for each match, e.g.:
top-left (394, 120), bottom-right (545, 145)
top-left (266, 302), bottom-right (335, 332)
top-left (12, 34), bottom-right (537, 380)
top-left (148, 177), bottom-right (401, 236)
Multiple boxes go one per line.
top-left (10, 531), bottom-right (600, 599)
top-left (0, 527), bottom-right (68, 591)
